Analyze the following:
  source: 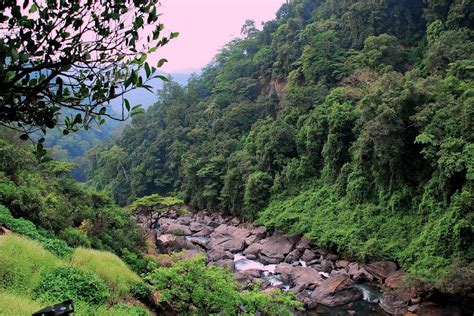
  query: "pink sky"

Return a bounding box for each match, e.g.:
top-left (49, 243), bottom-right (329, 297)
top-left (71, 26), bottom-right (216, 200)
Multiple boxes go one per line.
top-left (155, 0), bottom-right (286, 73)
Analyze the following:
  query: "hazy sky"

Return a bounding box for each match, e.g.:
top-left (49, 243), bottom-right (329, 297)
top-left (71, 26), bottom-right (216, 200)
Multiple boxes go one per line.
top-left (156, 0), bottom-right (286, 73)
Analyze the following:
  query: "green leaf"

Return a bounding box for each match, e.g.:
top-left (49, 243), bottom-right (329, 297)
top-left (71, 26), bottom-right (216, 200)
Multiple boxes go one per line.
top-left (170, 32), bottom-right (180, 39)
top-left (29, 3), bottom-right (37, 13)
top-left (157, 58), bottom-right (167, 67)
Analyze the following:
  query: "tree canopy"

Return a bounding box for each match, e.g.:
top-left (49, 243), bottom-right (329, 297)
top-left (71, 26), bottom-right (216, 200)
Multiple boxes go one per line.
top-left (0, 0), bottom-right (177, 146)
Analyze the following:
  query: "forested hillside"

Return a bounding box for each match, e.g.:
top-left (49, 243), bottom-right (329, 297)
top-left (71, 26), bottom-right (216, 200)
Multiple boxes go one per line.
top-left (88, 0), bottom-right (473, 290)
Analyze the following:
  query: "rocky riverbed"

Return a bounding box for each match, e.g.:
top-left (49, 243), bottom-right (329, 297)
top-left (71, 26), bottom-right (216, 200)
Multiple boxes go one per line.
top-left (136, 208), bottom-right (463, 315)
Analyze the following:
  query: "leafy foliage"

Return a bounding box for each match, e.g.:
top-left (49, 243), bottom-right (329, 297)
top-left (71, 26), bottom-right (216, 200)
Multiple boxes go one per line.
top-left (33, 266), bottom-right (110, 305)
top-left (0, 0), bottom-right (175, 140)
top-left (0, 134), bottom-right (144, 256)
top-left (88, 0), bottom-right (474, 289)
top-left (145, 255), bottom-right (302, 315)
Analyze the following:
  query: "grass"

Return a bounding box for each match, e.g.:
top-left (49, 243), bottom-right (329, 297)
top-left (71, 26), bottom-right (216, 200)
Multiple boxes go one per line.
top-left (0, 235), bottom-right (61, 295)
top-left (71, 248), bottom-right (141, 299)
top-left (0, 290), bottom-right (42, 316)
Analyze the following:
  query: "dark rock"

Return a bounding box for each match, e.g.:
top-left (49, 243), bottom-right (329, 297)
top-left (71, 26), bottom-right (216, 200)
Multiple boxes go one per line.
top-left (318, 259), bottom-right (334, 273)
top-left (284, 249), bottom-right (301, 263)
top-left (301, 249), bottom-right (318, 262)
top-left (309, 274), bottom-right (363, 307)
top-left (275, 263), bottom-right (323, 290)
top-left (326, 254), bottom-right (339, 261)
top-left (208, 221), bottom-right (220, 228)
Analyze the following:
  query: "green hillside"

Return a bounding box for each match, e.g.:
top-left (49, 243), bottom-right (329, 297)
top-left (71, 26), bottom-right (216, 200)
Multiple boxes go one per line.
top-left (87, 0), bottom-right (474, 290)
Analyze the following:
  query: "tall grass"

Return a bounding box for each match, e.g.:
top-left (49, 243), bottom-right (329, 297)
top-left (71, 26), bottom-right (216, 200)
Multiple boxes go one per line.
top-left (0, 290), bottom-right (42, 316)
top-left (0, 235), bottom-right (61, 295)
top-left (71, 248), bottom-right (141, 299)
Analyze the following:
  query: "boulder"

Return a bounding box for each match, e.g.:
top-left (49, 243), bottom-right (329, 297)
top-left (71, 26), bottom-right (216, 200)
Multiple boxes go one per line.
top-left (363, 261), bottom-right (397, 282)
top-left (336, 260), bottom-right (350, 269)
top-left (156, 234), bottom-right (196, 253)
top-left (252, 226), bottom-right (267, 240)
top-left (229, 217), bottom-right (241, 226)
top-left (347, 262), bottom-right (374, 283)
top-left (0, 226), bottom-right (12, 235)
top-left (259, 232), bottom-right (295, 262)
top-left (301, 249), bottom-right (318, 262)
top-left (179, 249), bottom-right (205, 260)
top-left (189, 222), bottom-right (207, 232)
top-left (276, 264), bottom-right (323, 290)
top-left (186, 237), bottom-right (209, 249)
top-left (284, 249), bottom-right (301, 263)
top-left (165, 223), bottom-right (192, 236)
top-left (309, 274), bottom-right (363, 307)
top-left (193, 226), bottom-right (214, 237)
top-left (243, 243), bottom-right (263, 258)
top-left (326, 254), bottom-right (339, 261)
top-left (295, 237), bottom-right (313, 252)
top-left (207, 247), bottom-right (234, 261)
top-left (176, 216), bottom-right (193, 225)
top-left (384, 270), bottom-right (406, 289)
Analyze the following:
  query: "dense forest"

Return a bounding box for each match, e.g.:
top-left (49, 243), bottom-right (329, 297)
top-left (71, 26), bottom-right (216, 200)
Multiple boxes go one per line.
top-left (88, 0), bottom-right (474, 290)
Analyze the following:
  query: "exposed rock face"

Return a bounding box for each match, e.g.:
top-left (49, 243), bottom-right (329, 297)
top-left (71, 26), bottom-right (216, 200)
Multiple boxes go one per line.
top-left (147, 209), bottom-right (413, 313)
top-left (164, 223), bottom-right (192, 236)
top-left (156, 234), bottom-right (196, 253)
top-left (363, 261), bottom-right (397, 282)
top-left (384, 270), bottom-right (406, 289)
top-left (259, 232), bottom-right (295, 262)
top-left (309, 274), bottom-right (363, 307)
top-left (0, 226), bottom-right (12, 235)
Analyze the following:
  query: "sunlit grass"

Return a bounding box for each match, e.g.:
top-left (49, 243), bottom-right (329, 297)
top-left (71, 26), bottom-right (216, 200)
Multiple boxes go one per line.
top-left (71, 248), bottom-right (141, 299)
top-left (0, 235), bottom-right (61, 295)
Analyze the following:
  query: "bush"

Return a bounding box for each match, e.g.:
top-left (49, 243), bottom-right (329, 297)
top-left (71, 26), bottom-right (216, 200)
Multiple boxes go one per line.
top-left (33, 266), bottom-right (110, 305)
top-left (59, 228), bottom-right (91, 248)
top-left (145, 255), bottom-right (301, 315)
top-left (71, 248), bottom-right (141, 299)
top-left (0, 205), bottom-right (72, 257)
top-left (0, 235), bottom-right (61, 294)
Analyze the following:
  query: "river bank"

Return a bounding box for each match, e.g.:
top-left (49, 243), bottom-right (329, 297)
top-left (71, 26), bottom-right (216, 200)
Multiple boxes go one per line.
top-left (136, 207), bottom-right (469, 315)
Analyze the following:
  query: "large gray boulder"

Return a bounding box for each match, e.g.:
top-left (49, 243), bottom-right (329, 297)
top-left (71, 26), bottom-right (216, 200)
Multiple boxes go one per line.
top-left (258, 232), bottom-right (295, 262)
top-left (156, 234), bottom-right (196, 253)
top-left (309, 274), bottom-right (363, 307)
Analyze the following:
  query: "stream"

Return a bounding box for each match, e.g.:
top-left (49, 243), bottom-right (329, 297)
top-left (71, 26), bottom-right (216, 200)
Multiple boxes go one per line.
top-left (233, 253), bottom-right (387, 315)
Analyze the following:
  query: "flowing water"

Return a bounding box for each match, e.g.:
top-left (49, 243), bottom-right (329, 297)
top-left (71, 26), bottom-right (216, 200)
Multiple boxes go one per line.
top-left (234, 253), bottom-right (388, 315)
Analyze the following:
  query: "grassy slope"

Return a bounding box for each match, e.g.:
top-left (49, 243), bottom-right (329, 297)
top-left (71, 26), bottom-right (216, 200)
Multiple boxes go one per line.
top-left (0, 234), bottom-right (148, 315)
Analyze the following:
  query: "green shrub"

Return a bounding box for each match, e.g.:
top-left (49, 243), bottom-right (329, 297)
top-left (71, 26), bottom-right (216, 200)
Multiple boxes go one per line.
top-left (0, 205), bottom-right (72, 257)
top-left (59, 228), bottom-right (91, 248)
top-left (0, 235), bottom-right (61, 294)
top-left (33, 266), bottom-right (110, 305)
top-left (71, 248), bottom-right (141, 299)
top-left (145, 255), bottom-right (301, 315)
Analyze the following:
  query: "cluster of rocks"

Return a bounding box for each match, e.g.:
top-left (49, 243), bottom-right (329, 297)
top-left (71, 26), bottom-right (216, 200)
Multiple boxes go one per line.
top-left (138, 210), bottom-right (419, 314)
